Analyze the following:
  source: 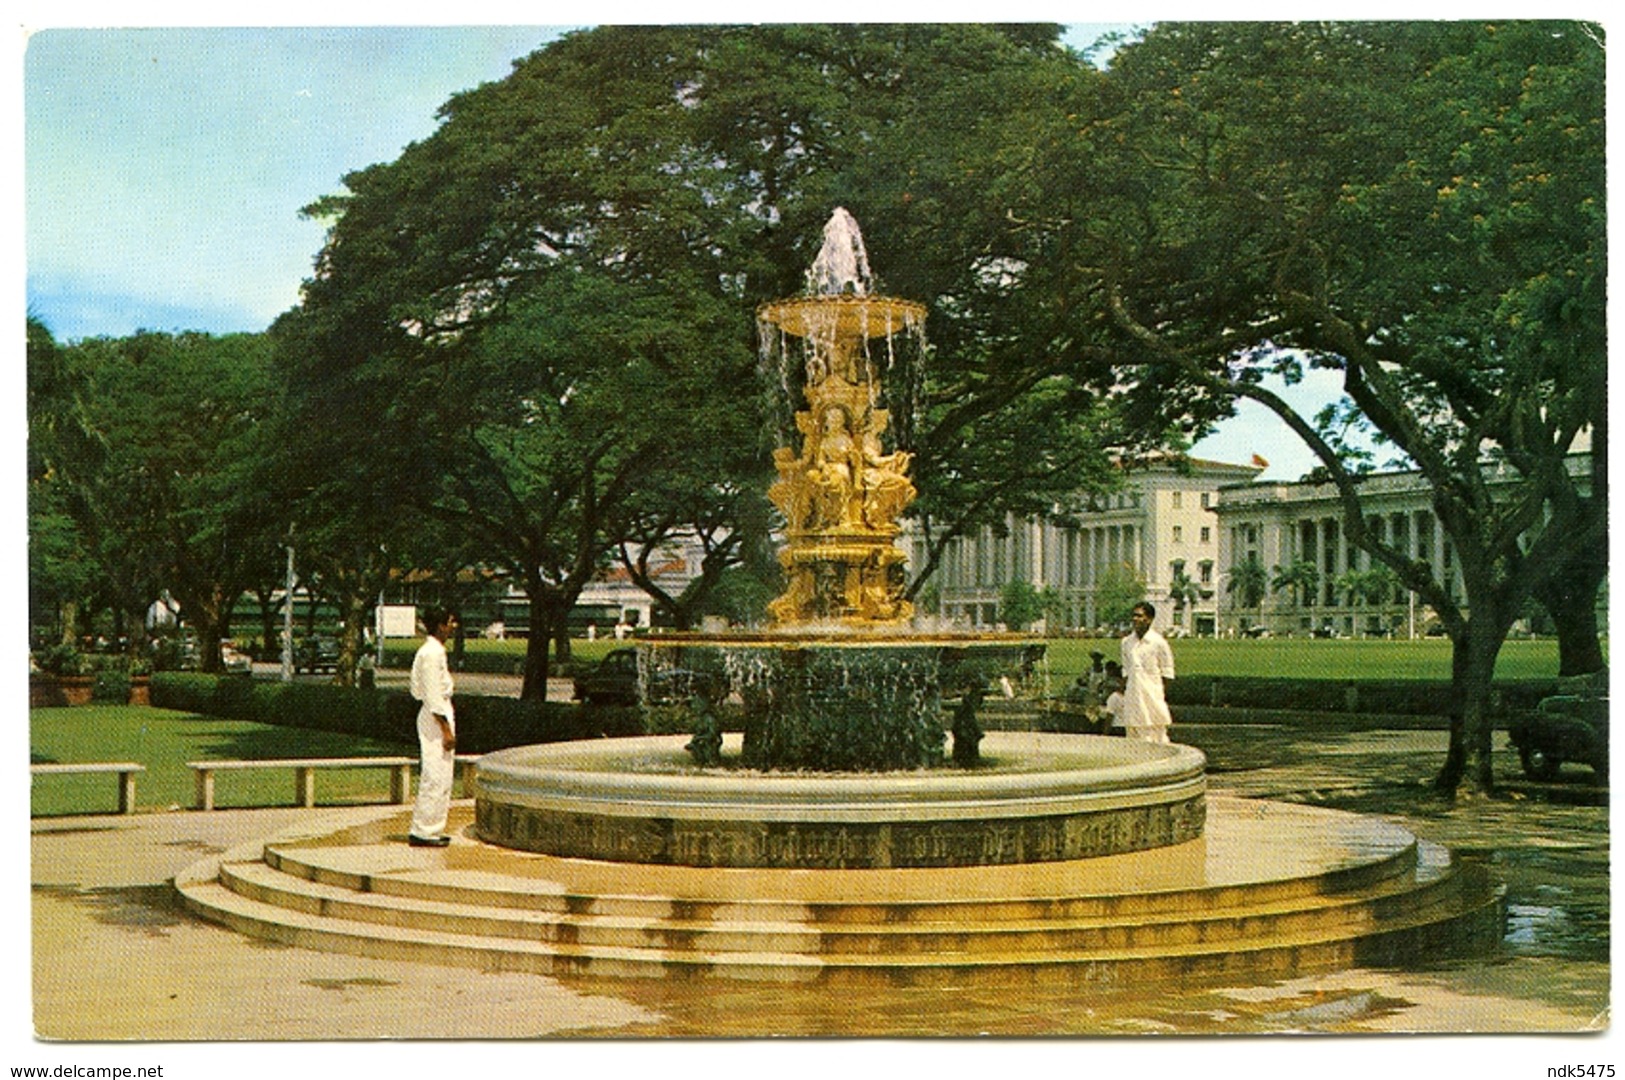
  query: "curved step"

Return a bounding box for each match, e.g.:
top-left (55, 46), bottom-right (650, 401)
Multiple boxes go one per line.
top-left (217, 845), bottom-right (1468, 956)
top-left (178, 864), bottom-right (1505, 988)
top-left (260, 797), bottom-right (1424, 924)
top-left (174, 798), bottom-right (1506, 987)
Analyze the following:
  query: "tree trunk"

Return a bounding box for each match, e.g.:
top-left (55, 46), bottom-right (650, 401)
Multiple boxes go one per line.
top-left (1537, 555), bottom-right (1608, 677)
top-left (1434, 624), bottom-right (1503, 796)
top-left (520, 594), bottom-right (565, 701)
top-left (192, 593), bottom-right (229, 675)
top-left (255, 588), bottom-right (279, 658)
top-left (58, 599), bottom-right (80, 649)
top-left (334, 591), bottom-right (371, 688)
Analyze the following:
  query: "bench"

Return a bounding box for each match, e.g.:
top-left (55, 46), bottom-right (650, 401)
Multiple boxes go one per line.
top-left (186, 755), bottom-right (483, 811)
top-left (31, 762), bottom-right (146, 814)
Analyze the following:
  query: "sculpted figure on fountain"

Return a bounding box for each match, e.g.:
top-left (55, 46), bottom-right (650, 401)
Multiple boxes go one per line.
top-left (758, 209), bottom-right (925, 627)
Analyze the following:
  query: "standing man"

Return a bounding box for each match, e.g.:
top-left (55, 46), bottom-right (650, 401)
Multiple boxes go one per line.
top-left (1120, 601), bottom-right (1176, 743)
top-left (408, 607), bottom-right (459, 847)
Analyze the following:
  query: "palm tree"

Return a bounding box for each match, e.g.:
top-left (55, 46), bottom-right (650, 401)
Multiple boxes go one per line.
top-left (1271, 559), bottom-right (1320, 609)
top-left (1336, 566), bottom-right (1403, 635)
top-left (1167, 561), bottom-right (1202, 632)
top-left (1226, 555), bottom-right (1269, 632)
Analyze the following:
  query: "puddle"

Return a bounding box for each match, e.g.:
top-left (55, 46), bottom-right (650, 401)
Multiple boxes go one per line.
top-left (304, 976), bottom-right (400, 991)
top-left (164, 838), bottom-right (229, 854)
top-left (1258, 989), bottom-right (1413, 1028)
top-left (35, 883), bottom-right (188, 936)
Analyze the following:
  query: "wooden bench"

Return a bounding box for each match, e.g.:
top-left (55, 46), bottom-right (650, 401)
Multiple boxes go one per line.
top-left (31, 762), bottom-right (146, 814)
top-left (187, 755), bottom-right (483, 811)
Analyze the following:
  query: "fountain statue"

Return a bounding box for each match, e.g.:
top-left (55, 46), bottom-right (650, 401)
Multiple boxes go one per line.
top-left (759, 208), bottom-right (924, 626)
top-left (596, 208), bottom-right (1041, 772)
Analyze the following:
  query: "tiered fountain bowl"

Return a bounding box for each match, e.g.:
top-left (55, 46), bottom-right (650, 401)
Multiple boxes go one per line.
top-left (477, 210), bottom-right (1143, 865)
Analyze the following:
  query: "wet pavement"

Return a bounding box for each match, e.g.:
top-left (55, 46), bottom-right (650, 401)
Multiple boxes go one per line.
top-left (20, 712), bottom-right (1612, 1069)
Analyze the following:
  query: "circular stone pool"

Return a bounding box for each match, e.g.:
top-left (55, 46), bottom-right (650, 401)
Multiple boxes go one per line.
top-left (474, 732), bottom-right (1207, 870)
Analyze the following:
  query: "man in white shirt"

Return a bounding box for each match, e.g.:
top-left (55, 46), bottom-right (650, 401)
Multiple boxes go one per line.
top-left (408, 608), bottom-right (459, 847)
top-left (1120, 601), bottom-right (1175, 744)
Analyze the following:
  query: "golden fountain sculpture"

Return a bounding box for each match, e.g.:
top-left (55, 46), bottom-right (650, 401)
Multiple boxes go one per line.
top-left (758, 209), bottom-right (925, 627)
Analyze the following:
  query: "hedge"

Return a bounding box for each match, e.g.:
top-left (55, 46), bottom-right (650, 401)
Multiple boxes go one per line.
top-left (377, 645), bottom-right (602, 679)
top-left (149, 672), bottom-right (639, 754)
top-left (1165, 674), bottom-right (1559, 718)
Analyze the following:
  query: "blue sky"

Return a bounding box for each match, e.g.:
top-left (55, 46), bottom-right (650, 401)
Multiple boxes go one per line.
top-left (20, 19), bottom-right (1342, 480)
top-left (25, 25), bottom-right (577, 340)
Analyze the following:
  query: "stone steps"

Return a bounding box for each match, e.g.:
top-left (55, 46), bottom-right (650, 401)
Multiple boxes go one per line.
top-left (175, 800), bottom-right (1506, 987)
top-left (217, 848), bottom-right (1470, 955)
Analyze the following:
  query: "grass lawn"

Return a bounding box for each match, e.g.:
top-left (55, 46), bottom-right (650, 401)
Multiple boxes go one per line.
top-left (456, 633), bottom-right (1575, 683)
top-left (30, 705), bottom-right (414, 816)
top-left (458, 631), bottom-right (1576, 684)
top-left (1024, 637), bottom-right (1575, 686)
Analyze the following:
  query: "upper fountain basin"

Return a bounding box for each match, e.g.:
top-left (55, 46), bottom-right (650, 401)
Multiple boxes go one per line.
top-left (757, 294), bottom-right (927, 340)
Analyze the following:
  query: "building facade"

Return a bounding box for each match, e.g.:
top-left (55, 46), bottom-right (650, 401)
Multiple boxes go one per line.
top-left (922, 454), bottom-right (1593, 638)
top-left (921, 457), bottom-right (1263, 634)
top-left (1213, 467), bottom-right (1459, 639)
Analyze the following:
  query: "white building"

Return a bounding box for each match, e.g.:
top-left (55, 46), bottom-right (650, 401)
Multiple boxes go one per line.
top-left (921, 456), bottom-right (1263, 634)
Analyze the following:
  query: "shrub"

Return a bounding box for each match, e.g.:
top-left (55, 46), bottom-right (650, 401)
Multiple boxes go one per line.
top-left (147, 672), bottom-right (631, 754)
top-left (150, 672), bottom-right (222, 714)
top-left (1165, 674), bottom-right (1560, 719)
top-left (90, 669), bottom-right (132, 704)
top-left (32, 644), bottom-right (85, 677)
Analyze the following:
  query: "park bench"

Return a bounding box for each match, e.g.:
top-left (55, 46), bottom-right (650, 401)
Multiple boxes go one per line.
top-left (187, 755), bottom-right (483, 811)
top-left (30, 762), bottom-right (146, 815)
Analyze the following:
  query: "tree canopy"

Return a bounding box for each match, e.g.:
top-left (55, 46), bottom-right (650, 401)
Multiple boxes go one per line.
top-left (283, 23), bottom-right (1165, 694)
top-left (1043, 21), bottom-right (1605, 791)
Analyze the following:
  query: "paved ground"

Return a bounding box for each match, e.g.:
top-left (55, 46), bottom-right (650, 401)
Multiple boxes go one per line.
top-left (16, 712), bottom-right (1613, 1076)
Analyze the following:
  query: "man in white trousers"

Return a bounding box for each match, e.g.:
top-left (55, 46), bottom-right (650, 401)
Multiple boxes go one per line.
top-left (1120, 601), bottom-right (1175, 744)
top-left (408, 608), bottom-right (459, 846)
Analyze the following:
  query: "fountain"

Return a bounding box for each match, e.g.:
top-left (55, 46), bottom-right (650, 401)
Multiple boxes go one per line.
top-left (177, 211), bottom-right (1504, 992)
top-left (473, 208), bottom-right (1206, 848)
top-left (759, 206), bottom-right (923, 628)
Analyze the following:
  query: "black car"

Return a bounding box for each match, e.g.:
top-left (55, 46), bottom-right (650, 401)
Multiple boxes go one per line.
top-left (294, 636), bottom-right (340, 674)
top-left (573, 648), bottom-right (710, 706)
top-left (1508, 671), bottom-right (1608, 782)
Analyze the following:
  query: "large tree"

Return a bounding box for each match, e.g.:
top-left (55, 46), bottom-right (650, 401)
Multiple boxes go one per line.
top-left (66, 331), bottom-right (284, 672)
top-left (286, 25), bottom-right (1175, 685)
top-left (27, 318), bottom-right (107, 650)
top-left (1038, 22), bottom-right (1604, 793)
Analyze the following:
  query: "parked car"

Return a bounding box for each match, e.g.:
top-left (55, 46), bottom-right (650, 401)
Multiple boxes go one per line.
top-left (1508, 671), bottom-right (1608, 783)
top-left (573, 648), bottom-right (708, 706)
top-left (220, 641), bottom-right (253, 675)
top-left (294, 636), bottom-right (340, 674)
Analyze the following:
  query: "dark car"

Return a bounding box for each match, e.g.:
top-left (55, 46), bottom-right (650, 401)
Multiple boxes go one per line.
top-left (1508, 671), bottom-right (1608, 782)
top-left (294, 636), bottom-right (340, 674)
top-left (573, 647), bottom-right (709, 706)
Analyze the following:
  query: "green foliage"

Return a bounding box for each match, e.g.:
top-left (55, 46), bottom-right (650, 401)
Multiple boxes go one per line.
top-left (90, 669), bottom-right (132, 704)
top-left (1226, 555), bottom-right (1269, 613)
top-left (31, 644), bottom-right (85, 677)
top-left (53, 331), bottom-right (286, 673)
top-left (999, 579), bottom-right (1045, 632)
top-left (1271, 560), bottom-right (1321, 607)
top-left (1336, 566), bottom-right (1403, 607)
top-left (1093, 564), bottom-right (1146, 629)
top-left (30, 704), bottom-right (416, 815)
top-left (148, 671), bottom-right (614, 754)
top-left (1041, 21), bottom-right (1605, 790)
top-left (1166, 564), bottom-right (1202, 613)
top-left (1042, 636), bottom-right (1581, 685)
top-left (284, 25), bottom-right (1154, 650)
